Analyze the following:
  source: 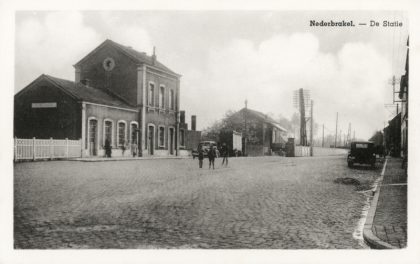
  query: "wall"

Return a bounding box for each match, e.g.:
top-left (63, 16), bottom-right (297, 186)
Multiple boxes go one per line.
top-left (142, 69), bottom-right (178, 155)
top-left (183, 130), bottom-right (201, 150)
top-left (77, 44), bottom-right (138, 106)
top-left (14, 79), bottom-right (81, 140)
top-left (313, 147), bottom-right (348, 156)
top-left (84, 103), bottom-right (138, 156)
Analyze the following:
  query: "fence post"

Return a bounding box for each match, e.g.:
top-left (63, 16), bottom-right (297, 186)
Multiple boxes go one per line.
top-left (50, 137), bottom-right (53, 160)
top-left (66, 138), bottom-right (69, 158)
top-left (32, 137), bottom-right (36, 161)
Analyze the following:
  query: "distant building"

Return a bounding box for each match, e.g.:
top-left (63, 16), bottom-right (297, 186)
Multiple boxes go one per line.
top-left (231, 108), bottom-right (288, 156)
top-left (14, 39), bottom-right (195, 157)
top-left (384, 112), bottom-right (401, 157)
top-left (399, 37), bottom-right (409, 159)
top-left (179, 111), bottom-right (201, 155)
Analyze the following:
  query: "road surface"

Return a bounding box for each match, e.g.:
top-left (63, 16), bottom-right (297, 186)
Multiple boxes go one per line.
top-left (14, 155), bottom-right (382, 249)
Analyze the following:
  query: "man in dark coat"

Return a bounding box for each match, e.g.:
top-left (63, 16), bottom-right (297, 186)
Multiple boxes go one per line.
top-left (104, 138), bottom-right (112, 158)
top-left (207, 145), bottom-right (216, 170)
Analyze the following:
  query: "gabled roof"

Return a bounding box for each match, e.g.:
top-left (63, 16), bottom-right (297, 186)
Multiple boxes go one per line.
top-left (74, 39), bottom-right (180, 76)
top-left (16, 74), bottom-right (137, 110)
top-left (239, 108), bottom-right (287, 132)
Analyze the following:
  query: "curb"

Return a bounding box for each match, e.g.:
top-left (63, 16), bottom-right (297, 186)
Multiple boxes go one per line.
top-left (362, 157), bottom-right (398, 249)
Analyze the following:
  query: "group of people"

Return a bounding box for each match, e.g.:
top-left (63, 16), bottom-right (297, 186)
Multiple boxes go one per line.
top-left (198, 143), bottom-right (229, 169)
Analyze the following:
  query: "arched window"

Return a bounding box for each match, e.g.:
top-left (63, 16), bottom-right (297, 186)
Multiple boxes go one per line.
top-left (117, 121), bottom-right (127, 147)
top-left (130, 122), bottom-right (138, 144)
top-left (104, 120), bottom-right (113, 146)
top-left (159, 126), bottom-right (165, 147)
top-left (148, 82), bottom-right (155, 106)
top-left (169, 89), bottom-right (174, 110)
top-left (159, 85), bottom-right (165, 108)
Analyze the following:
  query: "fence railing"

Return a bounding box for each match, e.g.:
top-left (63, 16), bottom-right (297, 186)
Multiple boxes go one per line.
top-left (14, 137), bottom-right (82, 161)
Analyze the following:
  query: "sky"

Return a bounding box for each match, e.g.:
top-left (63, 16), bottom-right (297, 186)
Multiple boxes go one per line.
top-left (15, 10), bottom-right (409, 140)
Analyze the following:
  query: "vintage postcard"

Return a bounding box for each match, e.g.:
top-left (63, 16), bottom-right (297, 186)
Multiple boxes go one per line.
top-left (1, 0), bottom-right (419, 263)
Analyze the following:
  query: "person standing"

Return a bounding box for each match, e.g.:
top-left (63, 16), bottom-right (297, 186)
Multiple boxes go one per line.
top-left (104, 138), bottom-right (112, 158)
top-left (208, 145), bottom-right (216, 170)
top-left (198, 145), bottom-right (204, 168)
top-left (221, 142), bottom-right (229, 167)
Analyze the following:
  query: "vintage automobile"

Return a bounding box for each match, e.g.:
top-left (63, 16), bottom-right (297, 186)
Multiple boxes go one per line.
top-left (347, 141), bottom-right (376, 168)
top-left (192, 141), bottom-right (220, 159)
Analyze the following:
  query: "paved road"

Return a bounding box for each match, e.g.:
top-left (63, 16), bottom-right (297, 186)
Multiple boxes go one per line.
top-left (14, 155), bottom-right (382, 249)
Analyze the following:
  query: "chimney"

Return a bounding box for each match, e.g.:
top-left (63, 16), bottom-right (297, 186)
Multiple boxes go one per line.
top-left (81, 79), bottom-right (90, 87)
top-left (151, 46), bottom-right (156, 65)
top-left (180, 110), bottom-right (185, 124)
top-left (191, 115), bottom-right (197, 131)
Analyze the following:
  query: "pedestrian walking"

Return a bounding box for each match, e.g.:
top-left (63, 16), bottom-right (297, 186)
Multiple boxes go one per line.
top-left (198, 145), bottom-right (204, 168)
top-left (221, 142), bottom-right (229, 167)
top-left (104, 138), bottom-right (112, 158)
top-left (131, 142), bottom-right (138, 157)
top-left (208, 145), bottom-right (216, 170)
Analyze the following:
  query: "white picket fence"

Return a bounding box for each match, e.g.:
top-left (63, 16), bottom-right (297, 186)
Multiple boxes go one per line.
top-left (14, 137), bottom-right (82, 161)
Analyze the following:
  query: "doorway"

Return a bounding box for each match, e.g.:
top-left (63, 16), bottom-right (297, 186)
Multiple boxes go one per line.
top-left (88, 119), bottom-right (97, 156)
top-left (169, 128), bottom-right (174, 155)
top-left (148, 125), bottom-right (154, 155)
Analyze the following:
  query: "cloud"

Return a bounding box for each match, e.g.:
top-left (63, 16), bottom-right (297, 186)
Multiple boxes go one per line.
top-left (15, 11), bottom-right (154, 91)
top-left (97, 12), bottom-right (153, 53)
top-left (15, 12), bottom-right (102, 90)
top-left (181, 33), bottom-right (391, 139)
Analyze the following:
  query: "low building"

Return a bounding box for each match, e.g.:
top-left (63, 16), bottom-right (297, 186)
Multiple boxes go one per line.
top-left (231, 107), bottom-right (288, 156)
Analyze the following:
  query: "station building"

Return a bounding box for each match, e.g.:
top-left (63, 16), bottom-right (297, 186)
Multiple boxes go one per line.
top-left (14, 39), bottom-right (199, 157)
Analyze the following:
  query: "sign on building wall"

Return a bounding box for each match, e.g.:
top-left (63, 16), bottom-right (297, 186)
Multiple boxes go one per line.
top-left (31, 102), bottom-right (57, 108)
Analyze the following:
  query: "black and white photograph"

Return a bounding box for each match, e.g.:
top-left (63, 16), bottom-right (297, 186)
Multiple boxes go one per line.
top-left (1, 1), bottom-right (420, 263)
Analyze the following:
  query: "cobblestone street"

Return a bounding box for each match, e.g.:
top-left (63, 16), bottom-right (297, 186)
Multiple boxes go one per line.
top-left (14, 155), bottom-right (382, 249)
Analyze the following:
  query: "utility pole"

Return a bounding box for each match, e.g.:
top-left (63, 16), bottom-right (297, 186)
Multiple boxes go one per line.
top-left (347, 123), bottom-right (351, 147)
top-left (334, 112), bottom-right (338, 148)
top-left (339, 130), bottom-right (342, 147)
top-left (322, 124), bottom-right (324, 148)
top-left (299, 88), bottom-right (307, 146)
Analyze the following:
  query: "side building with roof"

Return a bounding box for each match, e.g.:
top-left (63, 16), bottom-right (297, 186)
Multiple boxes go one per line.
top-left (14, 39), bottom-right (197, 157)
top-left (229, 107), bottom-right (288, 156)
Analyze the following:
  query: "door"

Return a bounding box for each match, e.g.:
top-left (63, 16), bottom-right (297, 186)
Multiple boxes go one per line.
top-left (169, 128), bottom-right (174, 155)
top-left (88, 119), bottom-right (97, 156)
top-left (148, 125), bottom-right (154, 155)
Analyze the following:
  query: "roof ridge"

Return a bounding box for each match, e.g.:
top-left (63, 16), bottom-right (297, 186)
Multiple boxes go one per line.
top-left (43, 75), bottom-right (81, 100)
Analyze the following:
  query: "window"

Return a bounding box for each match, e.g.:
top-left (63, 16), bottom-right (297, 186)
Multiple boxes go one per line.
top-left (130, 122), bottom-right (138, 144)
top-left (148, 83), bottom-right (155, 106)
top-left (159, 86), bottom-right (165, 108)
top-left (180, 129), bottom-right (185, 146)
top-left (169, 89), bottom-right (174, 110)
top-left (118, 121), bottom-right (126, 147)
top-left (159, 126), bottom-right (165, 147)
top-left (104, 120), bottom-right (113, 145)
